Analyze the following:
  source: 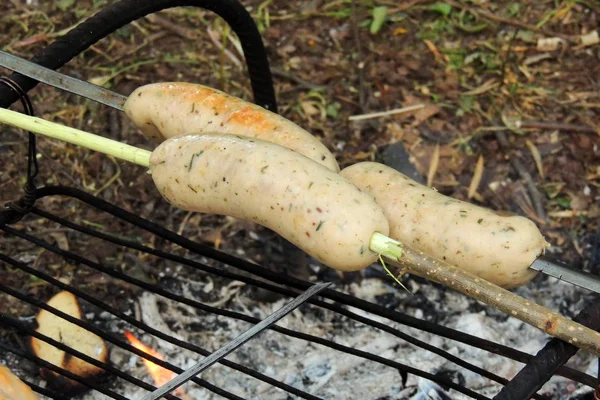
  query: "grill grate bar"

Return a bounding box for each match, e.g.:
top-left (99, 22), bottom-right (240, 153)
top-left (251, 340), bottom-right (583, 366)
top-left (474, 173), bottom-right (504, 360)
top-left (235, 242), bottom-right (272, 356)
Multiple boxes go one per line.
top-left (21, 379), bottom-right (69, 400)
top-left (0, 234), bottom-right (486, 399)
top-left (29, 188), bottom-right (596, 388)
top-left (1, 314), bottom-right (183, 400)
top-left (0, 340), bottom-right (127, 400)
top-left (0, 282), bottom-right (246, 400)
top-left (31, 207), bottom-right (526, 389)
top-left (0, 253), bottom-right (316, 400)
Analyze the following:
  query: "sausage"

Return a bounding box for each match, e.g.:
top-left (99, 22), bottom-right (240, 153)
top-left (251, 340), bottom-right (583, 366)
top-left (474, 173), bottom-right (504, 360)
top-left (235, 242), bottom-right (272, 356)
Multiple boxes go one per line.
top-left (124, 82), bottom-right (339, 172)
top-left (149, 134), bottom-right (389, 271)
top-left (340, 162), bottom-right (549, 288)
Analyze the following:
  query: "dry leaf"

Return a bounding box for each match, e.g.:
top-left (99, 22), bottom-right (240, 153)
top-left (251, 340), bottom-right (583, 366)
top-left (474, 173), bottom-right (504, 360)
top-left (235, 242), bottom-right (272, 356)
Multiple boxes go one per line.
top-left (580, 31), bottom-right (599, 47)
top-left (300, 101), bottom-right (320, 116)
top-left (462, 79), bottom-right (499, 96)
top-left (411, 103), bottom-right (441, 126)
top-left (427, 143), bottom-right (440, 188)
top-left (525, 139), bottom-right (544, 179)
top-left (537, 37), bottom-right (565, 51)
top-left (49, 232), bottom-right (69, 251)
top-left (468, 155), bottom-right (484, 199)
top-left (423, 39), bottom-right (444, 63)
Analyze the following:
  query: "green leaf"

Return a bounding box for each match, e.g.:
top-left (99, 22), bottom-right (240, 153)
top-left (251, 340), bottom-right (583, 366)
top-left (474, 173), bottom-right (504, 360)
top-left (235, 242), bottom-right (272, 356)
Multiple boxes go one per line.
top-left (459, 95), bottom-right (475, 112)
top-left (370, 6), bottom-right (388, 34)
top-left (506, 3), bottom-right (520, 18)
top-left (555, 197), bottom-right (571, 209)
top-left (516, 30), bottom-right (535, 43)
top-left (57, 0), bottom-right (75, 11)
top-left (429, 2), bottom-right (452, 16)
top-left (326, 102), bottom-right (341, 119)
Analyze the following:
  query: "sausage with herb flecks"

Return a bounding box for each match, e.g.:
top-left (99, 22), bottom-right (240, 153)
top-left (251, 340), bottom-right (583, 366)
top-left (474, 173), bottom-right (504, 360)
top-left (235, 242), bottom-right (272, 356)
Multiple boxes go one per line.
top-left (125, 82), bottom-right (339, 172)
top-left (150, 135), bottom-right (389, 271)
top-left (340, 162), bottom-right (549, 288)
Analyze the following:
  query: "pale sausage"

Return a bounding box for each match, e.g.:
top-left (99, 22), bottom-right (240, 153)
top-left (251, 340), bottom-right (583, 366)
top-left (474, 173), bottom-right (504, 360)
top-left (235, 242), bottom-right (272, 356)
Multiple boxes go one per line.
top-left (150, 135), bottom-right (389, 271)
top-left (340, 162), bottom-right (549, 288)
top-left (125, 82), bottom-right (339, 172)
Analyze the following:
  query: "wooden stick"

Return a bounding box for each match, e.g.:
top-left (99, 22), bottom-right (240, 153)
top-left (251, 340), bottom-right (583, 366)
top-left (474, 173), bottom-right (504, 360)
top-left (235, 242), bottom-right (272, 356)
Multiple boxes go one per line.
top-left (370, 233), bottom-right (600, 357)
top-left (1, 109), bottom-right (599, 356)
top-left (0, 107), bottom-right (151, 167)
top-left (348, 104), bottom-right (424, 121)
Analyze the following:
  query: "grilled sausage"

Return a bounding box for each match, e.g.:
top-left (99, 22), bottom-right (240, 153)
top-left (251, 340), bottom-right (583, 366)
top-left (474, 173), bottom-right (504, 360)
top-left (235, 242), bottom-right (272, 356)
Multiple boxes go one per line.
top-left (150, 134), bottom-right (389, 271)
top-left (340, 162), bottom-right (549, 288)
top-left (125, 82), bottom-right (339, 171)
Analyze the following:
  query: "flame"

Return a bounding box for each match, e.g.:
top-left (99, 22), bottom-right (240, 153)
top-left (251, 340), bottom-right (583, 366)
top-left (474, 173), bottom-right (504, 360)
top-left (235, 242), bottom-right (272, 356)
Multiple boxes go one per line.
top-left (124, 331), bottom-right (190, 399)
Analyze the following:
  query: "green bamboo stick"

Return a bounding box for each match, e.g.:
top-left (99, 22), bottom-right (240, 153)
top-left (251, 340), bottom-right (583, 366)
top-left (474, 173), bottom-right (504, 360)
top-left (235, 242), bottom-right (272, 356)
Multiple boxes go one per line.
top-left (1, 109), bottom-right (599, 356)
top-left (0, 107), bottom-right (151, 167)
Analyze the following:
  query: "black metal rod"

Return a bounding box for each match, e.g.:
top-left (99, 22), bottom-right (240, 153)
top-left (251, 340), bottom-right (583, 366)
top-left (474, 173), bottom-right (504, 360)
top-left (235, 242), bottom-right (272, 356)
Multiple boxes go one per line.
top-left (143, 283), bottom-right (331, 400)
top-left (28, 186), bottom-right (596, 388)
top-left (0, 283), bottom-right (246, 400)
top-left (23, 380), bottom-right (70, 400)
top-left (0, 232), bottom-right (487, 399)
top-left (0, 253), bottom-right (318, 400)
top-left (0, 315), bottom-right (182, 400)
top-left (0, 340), bottom-right (127, 400)
top-left (29, 206), bottom-right (549, 394)
top-left (493, 298), bottom-right (600, 400)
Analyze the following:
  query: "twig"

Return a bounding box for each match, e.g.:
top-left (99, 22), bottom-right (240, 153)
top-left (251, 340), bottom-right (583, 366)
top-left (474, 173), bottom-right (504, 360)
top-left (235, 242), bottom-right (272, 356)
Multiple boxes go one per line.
top-left (145, 14), bottom-right (195, 40)
top-left (1, 110), bottom-right (599, 356)
top-left (348, 104), bottom-right (425, 121)
top-left (495, 131), bottom-right (548, 223)
top-left (270, 67), bottom-right (326, 90)
top-left (206, 28), bottom-right (243, 70)
top-left (518, 121), bottom-right (597, 133)
top-left (444, 0), bottom-right (576, 43)
top-left (370, 233), bottom-right (600, 358)
top-left (350, 0), bottom-right (367, 113)
top-left (386, 0), bottom-right (429, 14)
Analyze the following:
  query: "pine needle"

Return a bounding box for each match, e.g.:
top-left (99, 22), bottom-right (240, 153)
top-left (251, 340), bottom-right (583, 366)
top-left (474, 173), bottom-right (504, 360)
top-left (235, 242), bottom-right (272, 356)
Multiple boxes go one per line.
top-left (468, 155), bottom-right (485, 199)
top-left (526, 139), bottom-right (544, 179)
top-left (426, 143), bottom-right (440, 188)
top-left (379, 253), bottom-right (412, 294)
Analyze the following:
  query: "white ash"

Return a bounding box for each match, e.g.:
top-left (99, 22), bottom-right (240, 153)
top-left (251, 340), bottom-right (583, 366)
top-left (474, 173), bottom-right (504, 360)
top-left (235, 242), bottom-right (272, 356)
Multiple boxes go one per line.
top-left (24, 273), bottom-right (596, 400)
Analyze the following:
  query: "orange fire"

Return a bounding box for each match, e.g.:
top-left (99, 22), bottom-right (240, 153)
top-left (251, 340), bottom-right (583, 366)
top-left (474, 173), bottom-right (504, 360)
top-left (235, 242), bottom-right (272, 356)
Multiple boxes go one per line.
top-left (124, 331), bottom-right (190, 399)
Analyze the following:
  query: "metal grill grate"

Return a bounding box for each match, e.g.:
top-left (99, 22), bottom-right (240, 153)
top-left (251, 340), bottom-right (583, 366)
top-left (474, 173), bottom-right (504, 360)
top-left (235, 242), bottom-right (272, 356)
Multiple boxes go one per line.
top-left (0, 188), bottom-right (597, 399)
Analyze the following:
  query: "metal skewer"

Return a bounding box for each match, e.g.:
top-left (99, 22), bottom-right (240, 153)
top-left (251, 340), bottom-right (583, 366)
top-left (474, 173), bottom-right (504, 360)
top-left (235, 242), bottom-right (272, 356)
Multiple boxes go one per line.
top-left (0, 50), bottom-right (127, 111)
top-left (530, 256), bottom-right (600, 294)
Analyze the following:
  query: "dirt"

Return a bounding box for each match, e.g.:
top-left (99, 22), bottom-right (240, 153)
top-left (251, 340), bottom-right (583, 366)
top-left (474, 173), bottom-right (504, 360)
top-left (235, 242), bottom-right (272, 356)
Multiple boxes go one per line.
top-left (0, 0), bottom-right (598, 399)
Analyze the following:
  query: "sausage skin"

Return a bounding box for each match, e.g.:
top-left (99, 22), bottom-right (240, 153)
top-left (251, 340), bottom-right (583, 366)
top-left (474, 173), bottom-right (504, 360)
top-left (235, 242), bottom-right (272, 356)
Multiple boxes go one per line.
top-left (150, 135), bottom-right (389, 271)
top-left (125, 82), bottom-right (339, 172)
top-left (340, 162), bottom-right (549, 288)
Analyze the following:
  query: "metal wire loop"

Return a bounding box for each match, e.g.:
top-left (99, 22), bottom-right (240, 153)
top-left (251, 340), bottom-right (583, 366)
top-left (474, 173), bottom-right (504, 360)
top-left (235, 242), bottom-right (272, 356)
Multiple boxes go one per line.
top-left (0, 76), bottom-right (38, 221)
